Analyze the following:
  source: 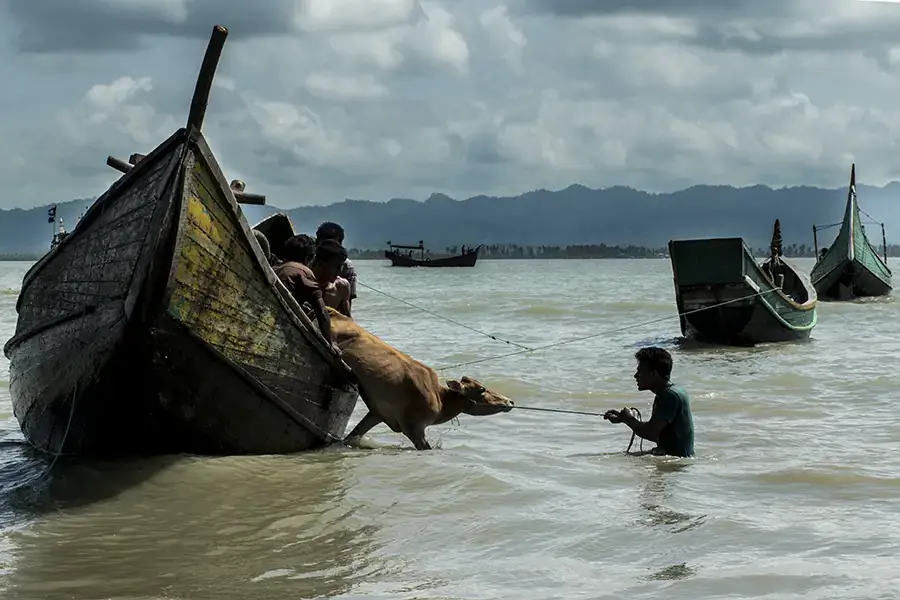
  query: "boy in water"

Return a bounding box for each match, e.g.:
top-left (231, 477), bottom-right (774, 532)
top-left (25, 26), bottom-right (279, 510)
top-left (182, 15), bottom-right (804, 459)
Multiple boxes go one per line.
top-left (605, 347), bottom-right (694, 457)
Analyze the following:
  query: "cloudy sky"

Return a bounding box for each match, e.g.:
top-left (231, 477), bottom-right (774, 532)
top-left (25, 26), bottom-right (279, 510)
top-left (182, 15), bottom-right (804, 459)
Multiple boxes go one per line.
top-left (3, 0), bottom-right (900, 209)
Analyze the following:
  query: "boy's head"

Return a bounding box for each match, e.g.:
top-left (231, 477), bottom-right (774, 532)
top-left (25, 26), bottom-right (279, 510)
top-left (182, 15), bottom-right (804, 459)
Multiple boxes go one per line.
top-left (312, 239), bottom-right (348, 284)
top-left (633, 346), bottom-right (672, 391)
top-left (316, 221), bottom-right (345, 244)
top-left (281, 234), bottom-right (316, 265)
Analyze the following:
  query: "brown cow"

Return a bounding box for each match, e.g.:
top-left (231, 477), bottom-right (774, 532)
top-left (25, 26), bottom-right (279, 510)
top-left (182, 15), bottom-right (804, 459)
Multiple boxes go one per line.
top-left (325, 307), bottom-right (514, 449)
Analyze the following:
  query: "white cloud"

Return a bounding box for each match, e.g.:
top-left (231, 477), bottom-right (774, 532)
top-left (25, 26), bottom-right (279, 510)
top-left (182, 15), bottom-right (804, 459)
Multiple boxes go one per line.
top-left (479, 5), bottom-right (527, 71)
top-left (5, 0), bottom-right (900, 208)
top-left (303, 72), bottom-right (390, 100)
top-left (293, 0), bottom-right (421, 32)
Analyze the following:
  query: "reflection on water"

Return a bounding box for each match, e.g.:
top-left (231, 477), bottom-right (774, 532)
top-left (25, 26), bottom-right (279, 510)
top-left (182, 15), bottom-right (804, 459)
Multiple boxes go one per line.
top-left (0, 450), bottom-right (377, 600)
top-left (637, 461), bottom-right (705, 531)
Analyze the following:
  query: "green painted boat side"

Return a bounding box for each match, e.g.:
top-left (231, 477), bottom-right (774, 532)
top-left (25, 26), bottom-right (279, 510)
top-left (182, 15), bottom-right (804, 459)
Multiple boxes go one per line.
top-left (811, 164), bottom-right (892, 300)
top-left (668, 233), bottom-right (817, 346)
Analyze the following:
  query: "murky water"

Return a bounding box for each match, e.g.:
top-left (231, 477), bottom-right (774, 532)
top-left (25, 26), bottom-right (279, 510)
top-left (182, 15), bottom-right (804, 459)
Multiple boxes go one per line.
top-left (1, 258), bottom-right (898, 599)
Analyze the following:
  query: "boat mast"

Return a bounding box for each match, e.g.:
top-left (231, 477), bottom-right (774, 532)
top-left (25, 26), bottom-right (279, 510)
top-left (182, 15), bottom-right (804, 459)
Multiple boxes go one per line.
top-left (186, 25), bottom-right (229, 134)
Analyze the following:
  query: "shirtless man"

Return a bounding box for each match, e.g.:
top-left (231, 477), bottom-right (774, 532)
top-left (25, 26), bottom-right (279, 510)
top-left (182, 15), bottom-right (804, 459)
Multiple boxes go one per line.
top-left (322, 276), bottom-right (352, 317)
top-left (273, 235), bottom-right (347, 355)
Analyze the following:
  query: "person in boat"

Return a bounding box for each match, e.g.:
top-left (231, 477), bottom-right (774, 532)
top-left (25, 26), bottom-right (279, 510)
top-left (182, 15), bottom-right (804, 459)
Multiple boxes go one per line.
top-left (604, 346), bottom-right (694, 458)
top-left (273, 235), bottom-right (346, 356)
top-left (322, 267), bottom-right (352, 318)
top-left (316, 221), bottom-right (358, 309)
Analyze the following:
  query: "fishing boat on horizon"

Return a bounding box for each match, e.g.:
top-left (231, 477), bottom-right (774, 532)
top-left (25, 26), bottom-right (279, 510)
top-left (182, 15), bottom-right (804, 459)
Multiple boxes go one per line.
top-left (668, 219), bottom-right (817, 346)
top-left (810, 163), bottom-right (891, 300)
top-left (384, 240), bottom-right (482, 267)
top-left (2, 25), bottom-right (359, 457)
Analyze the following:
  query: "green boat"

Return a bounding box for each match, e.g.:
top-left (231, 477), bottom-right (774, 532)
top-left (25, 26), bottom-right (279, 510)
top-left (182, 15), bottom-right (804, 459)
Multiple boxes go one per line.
top-left (811, 163), bottom-right (891, 300)
top-left (668, 219), bottom-right (818, 346)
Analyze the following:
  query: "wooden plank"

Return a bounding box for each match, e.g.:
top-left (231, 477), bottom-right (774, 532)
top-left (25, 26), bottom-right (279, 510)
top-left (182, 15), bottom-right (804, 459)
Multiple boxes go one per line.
top-left (162, 144), bottom-right (357, 434)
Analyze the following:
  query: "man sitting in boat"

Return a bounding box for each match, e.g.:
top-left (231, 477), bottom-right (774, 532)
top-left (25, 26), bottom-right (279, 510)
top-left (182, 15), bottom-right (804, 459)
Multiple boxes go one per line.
top-left (322, 275), bottom-right (352, 318)
top-left (604, 347), bottom-right (695, 458)
top-left (316, 221), bottom-right (358, 309)
top-left (273, 235), bottom-right (346, 355)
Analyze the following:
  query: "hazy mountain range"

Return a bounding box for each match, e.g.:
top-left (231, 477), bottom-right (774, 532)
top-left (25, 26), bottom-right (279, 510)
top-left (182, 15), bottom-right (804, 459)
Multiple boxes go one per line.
top-left (3, 180), bottom-right (899, 255)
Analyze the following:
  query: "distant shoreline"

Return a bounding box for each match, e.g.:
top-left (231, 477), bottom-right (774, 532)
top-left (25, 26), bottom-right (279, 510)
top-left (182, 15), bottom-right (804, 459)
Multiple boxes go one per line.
top-left (4, 245), bottom-right (898, 262)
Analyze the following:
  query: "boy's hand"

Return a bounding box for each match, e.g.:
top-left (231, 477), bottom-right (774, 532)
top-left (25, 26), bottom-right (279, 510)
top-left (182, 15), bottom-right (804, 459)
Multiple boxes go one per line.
top-left (604, 409), bottom-right (622, 423)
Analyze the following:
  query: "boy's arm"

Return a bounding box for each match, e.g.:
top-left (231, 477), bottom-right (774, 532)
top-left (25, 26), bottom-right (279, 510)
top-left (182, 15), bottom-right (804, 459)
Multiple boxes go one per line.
top-left (621, 391), bottom-right (678, 443)
top-left (338, 280), bottom-right (352, 317)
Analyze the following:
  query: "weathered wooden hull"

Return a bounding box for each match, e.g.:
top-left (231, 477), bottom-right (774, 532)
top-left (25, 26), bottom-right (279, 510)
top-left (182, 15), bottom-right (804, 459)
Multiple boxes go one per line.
top-left (669, 238), bottom-right (817, 346)
top-left (3, 129), bottom-right (359, 456)
top-left (385, 248), bottom-right (480, 267)
top-left (811, 165), bottom-right (892, 300)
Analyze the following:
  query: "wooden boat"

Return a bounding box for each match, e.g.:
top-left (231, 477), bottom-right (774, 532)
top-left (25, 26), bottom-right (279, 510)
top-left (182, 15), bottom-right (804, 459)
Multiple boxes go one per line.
top-left (384, 241), bottom-right (482, 267)
top-left (668, 219), bottom-right (817, 346)
top-left (2, 25), bottom-right (359, 456)
top-left (811, 164), bottom-right (892, 300)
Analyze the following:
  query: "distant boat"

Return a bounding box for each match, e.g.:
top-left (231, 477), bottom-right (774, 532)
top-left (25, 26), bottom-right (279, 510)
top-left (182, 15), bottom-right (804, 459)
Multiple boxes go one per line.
top-left (810, 163), bottom-right (891, 300)
top-left (3, 25), bottom-right (358, 457)
top-left (384, 240), bottom-right (482, 267)
top-left (668, 219), bottom-right (817, 346)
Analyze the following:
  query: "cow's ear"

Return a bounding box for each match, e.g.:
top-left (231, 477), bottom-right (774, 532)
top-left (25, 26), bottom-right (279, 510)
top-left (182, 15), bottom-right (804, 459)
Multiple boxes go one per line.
top-left (446, 379), bottom-right (462, 392)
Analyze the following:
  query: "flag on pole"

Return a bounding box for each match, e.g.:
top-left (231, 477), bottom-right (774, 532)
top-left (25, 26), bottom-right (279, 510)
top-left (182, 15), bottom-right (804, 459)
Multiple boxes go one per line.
top-left (47, 205), bottom-right (57, 223)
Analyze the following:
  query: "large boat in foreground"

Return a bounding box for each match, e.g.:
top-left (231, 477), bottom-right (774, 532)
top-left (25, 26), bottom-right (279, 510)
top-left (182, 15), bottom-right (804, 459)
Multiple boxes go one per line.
top-left (2, 25), bottom-right (359, 456)
top-left (668, 219), bottom-right (818, 346)
top-left (811, 164), bottom-right (892, 300)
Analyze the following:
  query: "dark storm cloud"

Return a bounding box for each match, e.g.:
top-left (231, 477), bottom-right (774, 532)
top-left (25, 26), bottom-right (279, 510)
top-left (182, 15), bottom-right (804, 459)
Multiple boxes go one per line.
top-left (524, 0), bottom-right (787, 18)
top-left (3, 0), bottom-right (297, 53)
top-left (525, 0), bottom-right (900, 56)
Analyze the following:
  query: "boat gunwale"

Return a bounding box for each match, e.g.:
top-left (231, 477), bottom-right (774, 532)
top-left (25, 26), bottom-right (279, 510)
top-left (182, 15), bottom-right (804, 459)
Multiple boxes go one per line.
top-left (6, 131), bottom-right (189, 361)
top-left (756, 255), bottom-right (818, 311)
top-left (170, 131), bottom-right (353, 376)
top-left (740, 275), bottom-right (817, 331)
top-left (15, 129), bottom-right (188, 305)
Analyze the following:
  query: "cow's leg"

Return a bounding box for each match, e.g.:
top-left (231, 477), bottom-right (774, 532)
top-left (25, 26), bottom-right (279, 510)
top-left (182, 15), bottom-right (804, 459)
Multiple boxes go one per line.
top-left (404, 423), bottom-right (431, 450)
top-left (345, 410), bottom-right (382, 440)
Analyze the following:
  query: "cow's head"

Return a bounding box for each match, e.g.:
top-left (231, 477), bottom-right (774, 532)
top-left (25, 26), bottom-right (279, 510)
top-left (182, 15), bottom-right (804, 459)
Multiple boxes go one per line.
top-left (446, 376), bottom-right (514, 415)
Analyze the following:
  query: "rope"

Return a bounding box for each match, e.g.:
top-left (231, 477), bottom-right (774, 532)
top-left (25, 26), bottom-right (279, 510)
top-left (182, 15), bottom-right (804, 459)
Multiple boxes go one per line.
top-left (504, 405), bottom-right (607, 417)
top-left (435, 288), bottom-right (777, 372)
top-left (45, 378), bottom-right (78, 472)
top-left (473, 402), bottom-right (645, 453)
top-left (858, 206), bottom-right (883, 227)
top-left (813, 222), bottom-right (841, 232)
top-left (357, 281), bottom-right (532, 350)
top-left (623, 407), bottom-right (643, 455)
